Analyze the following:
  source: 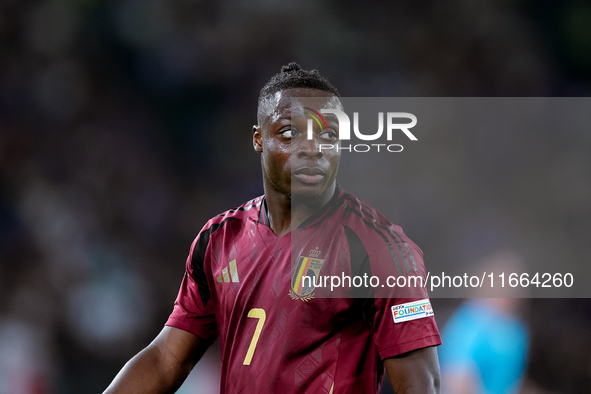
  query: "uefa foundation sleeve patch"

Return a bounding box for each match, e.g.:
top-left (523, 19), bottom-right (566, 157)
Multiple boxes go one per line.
top-left (391, 299), bottom-right (434, 323)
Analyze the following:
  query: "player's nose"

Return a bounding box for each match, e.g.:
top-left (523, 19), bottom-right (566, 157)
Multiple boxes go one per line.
top-left (296, 135), bottom-right (323, 159)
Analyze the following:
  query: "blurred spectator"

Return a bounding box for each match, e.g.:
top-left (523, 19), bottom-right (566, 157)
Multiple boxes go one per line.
top-left (440, 298), bottom-right (529, 394)
top-left (439, 251), bottom-right (530, 394)
top-left (0, 317), bottom-right (52, 394)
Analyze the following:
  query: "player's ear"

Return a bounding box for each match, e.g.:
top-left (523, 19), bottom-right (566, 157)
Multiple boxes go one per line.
top-left (253, 125), bottom-right (263, 153)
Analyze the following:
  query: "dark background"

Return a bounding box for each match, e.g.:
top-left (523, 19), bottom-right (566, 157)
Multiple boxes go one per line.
top-left (1, 0), bottom-right (590, 393)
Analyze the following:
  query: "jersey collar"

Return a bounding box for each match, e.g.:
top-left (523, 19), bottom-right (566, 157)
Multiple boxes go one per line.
top-left (258, 185), bottom-right (345, 229)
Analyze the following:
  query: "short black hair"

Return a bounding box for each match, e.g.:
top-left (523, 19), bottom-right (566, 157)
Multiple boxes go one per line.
top-left (257, 62), bottom-right (339, 124)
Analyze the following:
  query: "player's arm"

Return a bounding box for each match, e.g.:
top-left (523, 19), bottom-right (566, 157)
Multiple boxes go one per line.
top-left (384, 346), bottom-right (441, 394)
top-left (103, 326), bottom-right (211, 394)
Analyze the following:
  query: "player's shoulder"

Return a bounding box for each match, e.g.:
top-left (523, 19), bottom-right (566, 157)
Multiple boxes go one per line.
top-left (185, 196), bottom-right (264, 272)
top-left (338, 190), bottom-right (403, 233)
top-left (201, 195), bottom-right (264, 231)
top-left (337, 189), bottom-right (422, 255)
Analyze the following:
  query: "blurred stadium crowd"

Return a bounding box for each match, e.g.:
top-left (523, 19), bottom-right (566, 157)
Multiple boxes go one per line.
top-left (1, 0), bottom-right (591, 393)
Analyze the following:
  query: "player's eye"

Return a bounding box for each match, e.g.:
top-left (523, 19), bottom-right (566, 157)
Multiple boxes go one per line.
top-left (280, 128), bottom-right (299, 139)
top-left (320, 129), bottom-right (338, 141)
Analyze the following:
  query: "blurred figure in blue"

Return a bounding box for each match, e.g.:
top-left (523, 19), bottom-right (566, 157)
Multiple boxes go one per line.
top-left (440, 298), bottom-right (529, 394)
top-left (440, 251), bottom-right (529, 394)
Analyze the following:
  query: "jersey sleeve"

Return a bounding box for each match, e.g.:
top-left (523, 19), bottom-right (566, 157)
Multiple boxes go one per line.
top-left (352, 220), bottom-right (442, 359)
top-left (372, 234), bottom-right (441, 359)
top-left (371, 296), bottom-right (441, 360)
top-left (165, 225), bottom-right (218, 343)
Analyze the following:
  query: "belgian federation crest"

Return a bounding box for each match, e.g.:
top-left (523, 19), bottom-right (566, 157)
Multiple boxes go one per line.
top-left (290, 248), bottom-right (325, 301)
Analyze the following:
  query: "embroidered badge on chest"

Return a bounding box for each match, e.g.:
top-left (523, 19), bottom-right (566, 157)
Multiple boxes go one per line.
top-left (290, 247), bottom-right (325, 301)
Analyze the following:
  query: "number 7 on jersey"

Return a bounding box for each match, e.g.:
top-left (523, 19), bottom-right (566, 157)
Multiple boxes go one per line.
top-left (243, 308), bottom-right (266, 365)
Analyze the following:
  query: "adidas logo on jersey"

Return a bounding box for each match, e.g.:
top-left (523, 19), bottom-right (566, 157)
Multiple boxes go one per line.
top-left (217, 259), bottom-right (240, 283)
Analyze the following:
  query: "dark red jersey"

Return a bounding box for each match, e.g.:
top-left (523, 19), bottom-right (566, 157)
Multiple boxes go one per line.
top-left (166, 187), bottom-right (441, 393)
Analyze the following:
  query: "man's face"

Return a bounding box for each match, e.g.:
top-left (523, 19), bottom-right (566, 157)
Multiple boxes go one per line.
top-left (253, 88), bottom-right (342, 200)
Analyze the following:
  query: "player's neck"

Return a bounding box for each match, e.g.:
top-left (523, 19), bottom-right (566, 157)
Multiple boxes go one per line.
top-left (264, 183), bottom-right (336, 237)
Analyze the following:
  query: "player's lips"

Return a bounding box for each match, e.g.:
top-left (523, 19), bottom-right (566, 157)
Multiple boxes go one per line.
top-left (293, 167), bottom-right (325, 184)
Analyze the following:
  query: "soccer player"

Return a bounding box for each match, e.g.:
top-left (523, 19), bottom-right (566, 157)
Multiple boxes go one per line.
top-left (104, 63), bottom-right (441, 394)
